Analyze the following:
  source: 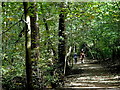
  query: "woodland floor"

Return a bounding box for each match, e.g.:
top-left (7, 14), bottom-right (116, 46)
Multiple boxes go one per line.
top-left (61, 58), bottom-right (120, 90)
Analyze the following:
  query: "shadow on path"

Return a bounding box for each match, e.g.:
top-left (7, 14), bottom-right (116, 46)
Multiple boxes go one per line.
top-left (63, 58), bottom-right (120, 89)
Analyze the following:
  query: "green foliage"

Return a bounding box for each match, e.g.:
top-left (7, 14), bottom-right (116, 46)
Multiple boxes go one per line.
top-left (2, 2), bottom-right (120, 89)
top-left (2, 60), bottom-right (25, 89)
top-left (38, 58), bottom-right (60, 88)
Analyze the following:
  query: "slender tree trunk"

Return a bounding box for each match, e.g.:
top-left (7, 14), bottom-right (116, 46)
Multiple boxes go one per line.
top-left (30, 3), bottom-right (39, 66)
top-left (58, 2), bottom-right (66, 73)
top-left (0, 3), bottom-right (2, 90)
top-left (43, 18), bottom-right (51, 52)
top-left (41, 3), bottom-right (51, 54)
top-left (23, 2), bottom-right (33, 90)
top-left (30, 3), bottom-right (40, 88)
top-left (40, 3), bottom-right (57, 62)
top-left (2, 2), bottom-right (7, 54)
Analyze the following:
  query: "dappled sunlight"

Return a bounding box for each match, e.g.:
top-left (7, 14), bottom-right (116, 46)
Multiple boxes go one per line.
top-left (64, 58), bottom-right (120, 89)
top-left (66, 82), bottom-right (96, 87)
top-left (2, 2), bottom-right (120, 90)
top-left (81, 64), bottom-right (89, 66)
top-left (63, 87), bottom-right (118, 89)
top-left (81, 65), bottom-right (103, 69)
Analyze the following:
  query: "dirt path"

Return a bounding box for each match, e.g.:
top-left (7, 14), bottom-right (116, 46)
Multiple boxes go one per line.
top-left (63, 58), bottom-right (120, 89)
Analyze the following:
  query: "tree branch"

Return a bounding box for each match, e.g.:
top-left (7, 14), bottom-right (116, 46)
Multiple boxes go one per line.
top-left (0, 14), bottom-right (24, 35)
top-left (0, 19), bottom-right (22, 35)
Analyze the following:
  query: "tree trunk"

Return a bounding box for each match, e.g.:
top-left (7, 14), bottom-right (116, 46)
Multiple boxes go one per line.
top-left (41, 4), bottom-right (51, 55)
top-left (30, 3), bottom-right (40, 88)
top-left (58, 2), bottom-right (66, 73)
top-left (43, 18), bottom-right (51, 52)
top-left (23, 2), bottom-right (33, 90)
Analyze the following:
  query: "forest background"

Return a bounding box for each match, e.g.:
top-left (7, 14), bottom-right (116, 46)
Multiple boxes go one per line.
top-left (1, 1), bottom-right (120, 90)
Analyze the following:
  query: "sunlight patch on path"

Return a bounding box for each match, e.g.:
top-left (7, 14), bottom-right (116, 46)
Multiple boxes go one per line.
top-left (64, 58), bottom-right (120, 89)
top-left (63, 87), bottom-right (119, 89)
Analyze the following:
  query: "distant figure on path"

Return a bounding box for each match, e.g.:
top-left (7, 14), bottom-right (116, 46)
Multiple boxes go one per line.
top-left (74, 53), bottom-right (77, 63)
top-left (80, 49), bottom-right (85, 63)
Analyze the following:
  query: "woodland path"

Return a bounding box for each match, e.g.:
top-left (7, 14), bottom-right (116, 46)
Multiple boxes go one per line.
top-left (62, 58), bottom-right (120, 90)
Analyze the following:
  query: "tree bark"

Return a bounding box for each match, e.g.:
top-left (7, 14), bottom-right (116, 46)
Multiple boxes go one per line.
top-left (30, 2), bottom-right (40, 88)
top-left (23, 2), bottom-right (33, 90)
top-left (58, 2), bottom-right (66, 72)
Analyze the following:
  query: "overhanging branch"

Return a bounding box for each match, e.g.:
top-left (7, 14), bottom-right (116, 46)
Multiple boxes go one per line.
top-left (0, 19), bottom-right (22, 35)
top-left (0, 14), bottom-right (24, 35)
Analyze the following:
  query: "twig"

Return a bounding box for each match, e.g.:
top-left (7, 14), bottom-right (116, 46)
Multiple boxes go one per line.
top-left (0, 19), bottom-right (22, 35)
top-left (0, 14), bottom-right (24, 35)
